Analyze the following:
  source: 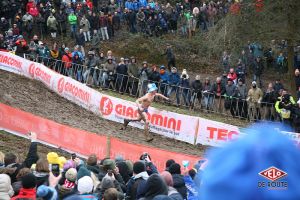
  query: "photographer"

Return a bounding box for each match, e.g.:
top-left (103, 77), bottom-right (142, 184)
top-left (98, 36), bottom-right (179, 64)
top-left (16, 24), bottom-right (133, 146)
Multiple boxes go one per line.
top-left (139, 153), bottom-right (158, 175)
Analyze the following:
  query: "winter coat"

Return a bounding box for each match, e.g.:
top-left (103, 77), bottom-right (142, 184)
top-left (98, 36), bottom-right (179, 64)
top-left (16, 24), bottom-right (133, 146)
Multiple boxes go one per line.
top-left (76, 33), bottom-right (85, 46)
top-left (236, 66), bottom-right (246, 80)
top-left (116, 64), bottom-right (128, 75)
top-left (34, 171), bottom-right (49, 187)
top-left (160, 72), bottom-right (170, 83)
top-left (99, 16), bottom-right (108, 27)
top-left (192, 80), bottom-right (202, 93)
top-left (68, 14), bottom-right (77, 25)
top-left (262, 90), bottom-right (277, 107)
top-left (104, 62), bottom-right (116, 72)
top-left (128, 63), bottom-right (139, 78)
top-left (85, 56), bottom-right (98, 69)
top-left (236, 84), bottom-right (247, 99)
top-left (80, 18), bottom-right (91, 32)
top-left (247, 88), bottom-right (263, 104)
top-left (225, 84), bottom-right (237, 97)
top-left (253, 60), bottom-right (264, 76)
top-left (62, 53), bottom-right (73, 68)
top-left (172, 174), bottom-right (187, 199)
top-left (140, 67), bottom-right (150, 82)
top-left (47, 16), bottom-right (58, 31)
top-left (0, 174), bottom-right (14, 200)
top-left (4, 142), bottom-right (38, 183)
top-left (168, 73), bottom-right (180, 86)
top-left (148, 71), bottom-right (161, 83)
top-left (180, 78), bottom-right (190, 88)
top-left (11, 188), bottom-right (36, 200)
top-left (168, 186), bottom-right (183, 200)
top-left (212, 82), bottom-right (226, 97)
top-left (274, 82), bottom-right (284, 93)
top-left (183, 176), bottom-right (198, 200)
top-left (89, 15), bottom-right (99, 30)
top-left (37, 47), bottom-right (50, 58)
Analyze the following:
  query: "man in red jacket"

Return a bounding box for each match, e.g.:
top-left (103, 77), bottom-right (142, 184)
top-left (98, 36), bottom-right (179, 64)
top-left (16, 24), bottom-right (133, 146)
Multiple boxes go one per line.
top-left (11, 173), bottom-right (37, 200)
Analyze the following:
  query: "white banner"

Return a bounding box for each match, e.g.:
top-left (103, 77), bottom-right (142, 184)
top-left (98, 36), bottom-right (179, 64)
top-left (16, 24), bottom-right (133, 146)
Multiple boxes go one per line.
top-left (0, 52), bottom-right (198, 144)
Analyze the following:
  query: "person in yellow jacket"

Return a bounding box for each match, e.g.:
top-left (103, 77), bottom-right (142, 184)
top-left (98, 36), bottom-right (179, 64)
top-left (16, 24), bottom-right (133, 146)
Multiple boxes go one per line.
top-left (275, 90), bottom-right (296, 126)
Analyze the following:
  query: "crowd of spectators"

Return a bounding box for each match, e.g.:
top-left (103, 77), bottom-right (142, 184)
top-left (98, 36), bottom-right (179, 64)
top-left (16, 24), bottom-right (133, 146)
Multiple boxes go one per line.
top-left (0, 132), bottom-right (203, 200)
top-left (0, 0), bottom-right (300, 132)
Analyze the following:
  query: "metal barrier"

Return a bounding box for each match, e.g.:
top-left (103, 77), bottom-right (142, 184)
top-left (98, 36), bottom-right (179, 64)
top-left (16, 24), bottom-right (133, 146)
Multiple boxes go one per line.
top-left (24, 54), bottom-right (278, 122)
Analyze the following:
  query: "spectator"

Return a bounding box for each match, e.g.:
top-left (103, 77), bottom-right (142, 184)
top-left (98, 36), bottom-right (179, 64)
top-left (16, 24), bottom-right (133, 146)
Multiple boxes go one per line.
top-left (247, 81), bottom-right (263, 121)
top-left (179, 69), bottom-right (191, 106)
top-left (62, 47), bottom-right (73, 76)
top-left (275, 92), bottom-right (296, 126)
top-left (276, 52), bottom-right (285, 74)
top-left (103, 57), bottom-right (116, 88)
top-left (224, 79), bottom-right (237, 117)
top-left (33, 158), bottom-right (50, 187)
top-left (11, 168), bottom-right (31, 196)
top-left (148, 65), bottom-right (161, 84)
top-left (253, 56), bottom-right (264, 88)
top-left (0, 17), bottom-right (9, 35)
top-left (139, 61), bottom-right (150, 96)
top-left (99, 12), bottom-right (109, 41)
top-left (142, 174), bottom-right (168, 200)
top-left (104, 188), bottom-right (119, 200)
top-left (75, 29), bottom-right (86, 57)
top-left (220, 71), bottom-right (228, 87)
top-left (160, 171), bottom-right (183, 200)
top-left (167, 67), bottom-right (180, 106)
top-left (169, 163), bottom-right (187, 199)
top-left (37, 185), bottom-right (58, 200)
top-left (127, 56), bottom-right (139, 96)
top-left (235, 61), bottom-right (246, 83)
top-left (80, 15), bottom-right (91, 42)
top-left (227, 68), bottom-right (237, 85)
top-left (126, 161), bottom-right (149, 200)
top-left (4, 133), bottom-right (38, 183)
top-left (91, 30), bottom-right (101, 48)
top-left (0, 174), bottom-right (14, 200)
top-left (202, 77), bottom-right (213, 111)
top-left (163, 44), bottom-right (176, 71)
top-left (56, 9), bottom-right (67, 37)
top-left (68, 10), bottom-right (78, 38)
top-left (57, 168), bottom-right (77, 199)
top-left (72, 51), bottom-right (84, 82)
top-left (159, 65), bottom-right (170, 96)
top-left (236, 79), bottom-right (247, 118)
top-left (116, 57), bottom-right (128, 93)
top-left (11, 173), bottom-right (37, 200)
top-left (165, 159), bottom-right (176, 172)
top-left (36, 41), bottom-right (50, 64)
top-left (221, 51), bottom-right (230, 72)
top-left (191, 75), bottom-right (202, 109)
top-left (262, 83), bottom-right (277, 121)
top-left (47, 12), bottom-right (58, 38)
top-left (139, 153), bottom-right (158, 175)
top-left (212, 76), bottom-right (226, 113)
top-left (274, 79), bottom-right (284, 94)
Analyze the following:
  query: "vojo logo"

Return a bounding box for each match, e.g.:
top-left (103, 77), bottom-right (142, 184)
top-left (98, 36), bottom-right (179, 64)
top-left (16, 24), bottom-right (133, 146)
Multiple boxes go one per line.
top-left (57, 77), bottom-right (65, 94)
top-left (99, 97), bottom-right (113, 115)
top-left (29, 63), bottom-right (36, 78)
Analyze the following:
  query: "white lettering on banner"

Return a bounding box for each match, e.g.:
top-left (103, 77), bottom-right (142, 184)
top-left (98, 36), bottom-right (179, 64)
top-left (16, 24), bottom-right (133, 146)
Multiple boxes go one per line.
top-left (1, 51), bottom-right (300, 147)
top-left (0, 54), bottom-right (22, 70)
top-left (57, 77), bottom-right (91, 104)
top-left (29, 63), bottom-right (52, 86)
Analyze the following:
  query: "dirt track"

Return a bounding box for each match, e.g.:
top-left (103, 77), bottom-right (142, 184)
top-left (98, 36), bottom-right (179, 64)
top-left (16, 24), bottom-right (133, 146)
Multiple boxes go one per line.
top-left (0, 70), bottom-right (205, 157)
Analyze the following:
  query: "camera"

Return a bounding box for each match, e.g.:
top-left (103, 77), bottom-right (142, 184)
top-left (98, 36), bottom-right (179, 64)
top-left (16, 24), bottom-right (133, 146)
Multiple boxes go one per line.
top-left (51, 164), bottom-right (60, 177)
top-left (140, 153), bottom-right (149, 161)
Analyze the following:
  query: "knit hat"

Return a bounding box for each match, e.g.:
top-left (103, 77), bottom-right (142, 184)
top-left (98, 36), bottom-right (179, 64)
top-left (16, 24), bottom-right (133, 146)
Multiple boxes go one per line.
top-left (66, 168), bottom-right (77, 182)
top-left (103, 159), bottom-right (116, 170)
top-left (160, 65), bottom-right (166, 70)
top-left (77, 167), bottom-right (91, 180)
top-left (47, 152), bottom-right (59, 164)
top-left (22, 173), bottom-right (36, 189)
top-left (133, 161), bottom-right (146, 174)
top-left (252, 81), bottom-right (257, 85)
top-left (37, 185), bottom-right (58, 200)
top-left (169, 163), bottom-right (181, 175)
top-left (200, 123), bottom-right (300, 200)
top-left (77, 176), bottom-right (94, 194)
top-left (160, 171), bottom-right (173, 187)
top-left (115, 155), bottom-right (124, 163)
top-left (63, 160), bottom-right (76, 171)
top-left (58, 156), bottom-right (67, 169)
top-left (125, 160), bottom-right (133, 174)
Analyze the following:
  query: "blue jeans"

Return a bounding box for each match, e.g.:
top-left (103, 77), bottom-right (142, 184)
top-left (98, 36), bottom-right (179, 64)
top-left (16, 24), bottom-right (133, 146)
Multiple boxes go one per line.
top-left (203, 96), bottom-right (213, 110)
top-left (182, 89), bottom-right (191, 106)
top-left (167, 86), bottom-right (180, 105)
top-left (70, 24), bottom-right (77, 38)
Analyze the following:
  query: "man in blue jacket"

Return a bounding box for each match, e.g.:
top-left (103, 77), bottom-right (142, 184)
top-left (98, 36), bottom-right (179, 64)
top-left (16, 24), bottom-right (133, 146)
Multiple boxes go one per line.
top-left (167, 67), bottom-right (180, 106)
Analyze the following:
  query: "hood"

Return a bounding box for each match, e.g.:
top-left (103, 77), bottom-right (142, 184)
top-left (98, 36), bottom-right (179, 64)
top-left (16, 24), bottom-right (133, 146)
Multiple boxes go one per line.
top-left (0, 174), bottom-right (14, 198)
top-left (172, 174), bottom-right (185, 187)
top-left (134, 171), bottom-right (149, 180)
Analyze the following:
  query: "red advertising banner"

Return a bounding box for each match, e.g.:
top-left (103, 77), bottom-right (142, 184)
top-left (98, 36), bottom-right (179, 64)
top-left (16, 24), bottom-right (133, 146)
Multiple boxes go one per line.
top-left (0, 103), bottom-right (106, 158)
top-left (110, 137), bottom-right (200, 172)
top-left (0, 103), bottom-right (201, 171)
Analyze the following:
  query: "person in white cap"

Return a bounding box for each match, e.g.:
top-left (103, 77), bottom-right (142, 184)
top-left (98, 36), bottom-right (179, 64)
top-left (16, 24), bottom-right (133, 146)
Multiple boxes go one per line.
top-left (246, 81), bottom-right (263, 121)
top-left (121, 83), bottom-right (169, 142)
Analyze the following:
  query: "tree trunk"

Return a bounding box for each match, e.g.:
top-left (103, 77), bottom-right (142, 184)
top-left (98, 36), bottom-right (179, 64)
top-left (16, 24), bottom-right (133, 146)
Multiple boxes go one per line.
top-left (287, 41), bottom-right (296, 97)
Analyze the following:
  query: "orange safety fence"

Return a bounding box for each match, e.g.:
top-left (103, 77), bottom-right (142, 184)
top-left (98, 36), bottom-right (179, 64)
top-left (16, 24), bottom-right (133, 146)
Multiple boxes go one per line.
top-left (0, 103), bottom-right (201, 171)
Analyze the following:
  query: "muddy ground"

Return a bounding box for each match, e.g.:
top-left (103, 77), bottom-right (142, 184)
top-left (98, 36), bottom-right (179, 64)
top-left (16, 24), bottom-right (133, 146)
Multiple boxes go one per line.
top-left (0, 70), bottom-right (206, 158)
